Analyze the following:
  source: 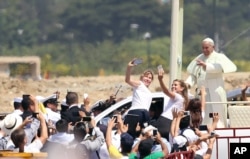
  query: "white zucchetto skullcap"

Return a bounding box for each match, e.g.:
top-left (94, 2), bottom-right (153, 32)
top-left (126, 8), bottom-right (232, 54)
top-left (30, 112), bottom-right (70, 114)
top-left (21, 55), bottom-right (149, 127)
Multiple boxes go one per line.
top-left (203, 38), bottom-right (214, 46)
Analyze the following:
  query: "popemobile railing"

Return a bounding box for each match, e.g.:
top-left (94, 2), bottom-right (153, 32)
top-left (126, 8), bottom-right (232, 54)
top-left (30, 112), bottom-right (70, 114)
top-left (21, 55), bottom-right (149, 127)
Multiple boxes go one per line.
top-left (164, 100), bottom-right (250, 159)
top-left (165, 151), bottom-right (194, 159)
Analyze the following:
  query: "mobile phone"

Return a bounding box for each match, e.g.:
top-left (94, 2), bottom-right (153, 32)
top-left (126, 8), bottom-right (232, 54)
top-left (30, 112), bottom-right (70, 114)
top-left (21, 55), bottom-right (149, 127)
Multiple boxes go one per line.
top-left (23, 94), bottom-right (30, 99)
top-left (153, 129), bottom-right (157, 136)
top-left (32, 112), bottom-right (39, 118)
top-left (184, 111), bottom-right (190, 116)
top-left (132, 58), bottom-right (143, 65)
top-left (209, 113), bottom-right (213, 118)
top-left (82, 116), bottom-right (92, 121)
top-left (83, 93), bottom-right (88, 99)
top-left (157, 65), bottom-right (163, 71)
top-left (113, 115), bottom-right (118, 123)
top-left (209, 113), bottom-right (218, 118)
top-left (199, 125), bottom-right (208, 131)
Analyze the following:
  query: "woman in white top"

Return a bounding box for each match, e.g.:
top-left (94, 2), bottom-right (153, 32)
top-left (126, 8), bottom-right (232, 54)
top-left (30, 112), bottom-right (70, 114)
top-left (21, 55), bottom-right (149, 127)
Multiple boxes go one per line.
top-left (187, 86), bottom-right (206, 129)
top-left (152, 67), bottom-right (188, 141)
top-left (125, 58), bottom-right (153, 130)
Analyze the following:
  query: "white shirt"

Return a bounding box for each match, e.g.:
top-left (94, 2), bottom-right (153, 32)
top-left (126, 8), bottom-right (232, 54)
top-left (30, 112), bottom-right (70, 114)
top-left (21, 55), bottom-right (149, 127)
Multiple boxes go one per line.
top-left (130, 81), bottom-right (152, 111)
top-left (12, 109), bottom-right (23, 115)
top-left (111, 130), bottom-right (121, 149)
top-left (45, 108), bottom-right (61, 124)
top-left (195, 141), bottom-right (208, 156)
top-left (48, 132), bottom-right (74, 145)
top-left (173, 128), bottom-right (199, 147)
top-left (13, 139), bottom-right (43, 153)
top-left (186, 51), bottom-right (237, 127)
top-left (161, 93), bottom-right (184, 120)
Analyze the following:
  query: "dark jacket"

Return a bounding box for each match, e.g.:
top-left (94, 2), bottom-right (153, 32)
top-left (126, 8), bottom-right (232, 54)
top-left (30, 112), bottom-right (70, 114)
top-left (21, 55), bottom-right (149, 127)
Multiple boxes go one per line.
top-left (61, 104), bottom-right (82, 125)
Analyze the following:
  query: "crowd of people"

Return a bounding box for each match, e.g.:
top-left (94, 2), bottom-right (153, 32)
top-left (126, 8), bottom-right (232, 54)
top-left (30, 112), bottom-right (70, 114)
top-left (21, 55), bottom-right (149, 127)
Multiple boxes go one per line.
top-left (0, 37), bottom-right (248, 159)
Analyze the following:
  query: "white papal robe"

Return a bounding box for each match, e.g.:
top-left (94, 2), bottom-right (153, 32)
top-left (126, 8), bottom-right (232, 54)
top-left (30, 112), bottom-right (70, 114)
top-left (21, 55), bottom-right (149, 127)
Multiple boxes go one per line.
top-left (186, 51), bottom-right (237, 127)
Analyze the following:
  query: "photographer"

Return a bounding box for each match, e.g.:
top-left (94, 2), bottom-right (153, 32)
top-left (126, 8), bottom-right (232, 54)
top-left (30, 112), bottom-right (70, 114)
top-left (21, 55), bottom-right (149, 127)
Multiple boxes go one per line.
top-left (129, 130), bottom-right (168, 159)
top-left (106, 116), bottom-right (134, 158)
top-left (68, 117), bottom-right (107, 159)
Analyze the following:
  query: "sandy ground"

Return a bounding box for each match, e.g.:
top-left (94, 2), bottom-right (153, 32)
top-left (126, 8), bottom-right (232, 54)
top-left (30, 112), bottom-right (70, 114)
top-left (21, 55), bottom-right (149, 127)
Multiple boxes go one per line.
top-left (0, 72), bottom-right (249, 113)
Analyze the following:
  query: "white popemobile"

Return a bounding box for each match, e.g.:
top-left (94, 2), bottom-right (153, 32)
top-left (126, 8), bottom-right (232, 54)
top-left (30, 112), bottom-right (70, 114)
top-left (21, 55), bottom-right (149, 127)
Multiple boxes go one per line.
top-left (94, 88), bottom-right (250, 159)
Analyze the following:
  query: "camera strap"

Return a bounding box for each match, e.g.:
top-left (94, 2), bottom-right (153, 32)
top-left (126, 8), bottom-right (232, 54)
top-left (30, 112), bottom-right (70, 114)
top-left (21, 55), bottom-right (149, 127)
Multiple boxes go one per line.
top-left (96, 150), bottom-right (100, 159)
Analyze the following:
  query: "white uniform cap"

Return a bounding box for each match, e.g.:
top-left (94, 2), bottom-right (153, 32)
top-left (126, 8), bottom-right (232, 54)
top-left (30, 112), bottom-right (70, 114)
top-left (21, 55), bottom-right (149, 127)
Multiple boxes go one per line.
top-left (36, 94), bottom-right (57, 103)
top-left (36, 96), bottom-right (45, 102)
top-left (202, 38), bottom-right (214, 46)
top-left (61, 99), bottom-right (68, 106)
top-left (13, 97), bottom-right (22, 103)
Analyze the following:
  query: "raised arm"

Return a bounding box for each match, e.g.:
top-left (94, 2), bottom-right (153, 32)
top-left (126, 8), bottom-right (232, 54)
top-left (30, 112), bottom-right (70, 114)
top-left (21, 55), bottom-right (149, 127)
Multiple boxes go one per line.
top-left (125, 59), bottom-right (141, 87)
top-left (155, 132), bottom-right (169, 157)
top-left (241, 84), bottom-right (249, 102)
top-left (106, 117), bottom-right (116, 147)
top-left (158, 68), bottom-right (175, 99)
top-left (208, 113), bottom-right (219, 133)
top-left (200, 86), bottom-right (206, 112)
top-left (170, 108), bottom-right (179, 137)
top-left (37, 112), bottom-right (48, 144)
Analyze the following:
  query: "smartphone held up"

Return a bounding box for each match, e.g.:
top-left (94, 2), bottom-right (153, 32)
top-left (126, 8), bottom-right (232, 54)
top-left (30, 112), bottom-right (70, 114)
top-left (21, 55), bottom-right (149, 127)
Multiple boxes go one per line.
top-left (209, 112), bottom-right (218, 118)
top-left (157, 65), bottom-right (164, 72)
top-left (82, 116), bottom-right (92, 122)
top-left (153, 129), bottom-right (158, 136)
top-left (132, 58), bottom-right (143, 65)
top-left (113, 115), bottom-right (118, 123)
top-left (184, 111), bottom-right (190, 116)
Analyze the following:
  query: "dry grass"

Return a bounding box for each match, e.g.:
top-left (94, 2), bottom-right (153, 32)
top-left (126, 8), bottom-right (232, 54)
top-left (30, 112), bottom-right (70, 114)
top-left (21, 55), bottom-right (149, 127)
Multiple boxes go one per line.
top-left (0, 72), bottom-right (249, 113)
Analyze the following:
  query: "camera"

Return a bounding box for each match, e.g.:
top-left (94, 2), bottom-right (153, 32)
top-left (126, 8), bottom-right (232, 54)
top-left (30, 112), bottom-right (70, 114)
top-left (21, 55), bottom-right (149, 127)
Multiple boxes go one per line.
top-left (113, 115), bottom-right (118, 123)
top-left (32, 112), bottom-right (39, 118)
top-left (199, 125), bottom-right (208, 131)
top-left (209, 112), bottom-right (218, 118)
top-left (82, 116), bottom-right (92, 122)
top-left (153, 129), bottom-right (157, 136)
top-left (184, 111), bottom-right (190, 116)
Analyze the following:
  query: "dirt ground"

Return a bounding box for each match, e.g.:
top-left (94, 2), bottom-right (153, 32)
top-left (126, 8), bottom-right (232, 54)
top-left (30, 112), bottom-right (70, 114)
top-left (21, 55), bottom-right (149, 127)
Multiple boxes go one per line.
top-left (0, 72), bottom-right (249, 113)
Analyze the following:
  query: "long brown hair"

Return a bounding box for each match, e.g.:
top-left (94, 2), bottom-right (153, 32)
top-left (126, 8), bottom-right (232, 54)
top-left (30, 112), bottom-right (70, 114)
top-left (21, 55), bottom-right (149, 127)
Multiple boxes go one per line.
top-left (173, 79), bottom-right (189, 110)
top-left (187, 98), bottom-right (203, 128)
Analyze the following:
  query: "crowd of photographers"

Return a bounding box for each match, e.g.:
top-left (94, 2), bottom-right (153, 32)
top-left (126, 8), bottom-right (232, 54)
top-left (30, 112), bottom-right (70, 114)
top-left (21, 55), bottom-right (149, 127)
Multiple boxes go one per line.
top-left (0, 88), bottom-right (224, 159)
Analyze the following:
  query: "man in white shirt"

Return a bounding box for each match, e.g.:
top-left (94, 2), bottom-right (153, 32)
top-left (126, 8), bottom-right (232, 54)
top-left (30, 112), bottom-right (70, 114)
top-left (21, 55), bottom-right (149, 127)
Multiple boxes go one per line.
top-left (47, 119), bottom-right (74, 145)
top-left (43, 94), bottom-right (61, 124)
top-left (12, 97), bottom-right (23, 115)
top-left (185, 38), bottom-right (237, 127)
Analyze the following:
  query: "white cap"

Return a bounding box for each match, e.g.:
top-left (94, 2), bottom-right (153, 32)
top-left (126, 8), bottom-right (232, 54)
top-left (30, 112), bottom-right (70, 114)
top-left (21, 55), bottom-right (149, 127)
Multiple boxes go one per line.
top-left (202, 38), bottom-right (214, 46)
top-left (36, 96), bottom-right (45, 102)
top-left (43, 94), bottom-right (57, 103)
top-left (13, 97), bottom-right (22, 103)
top-left (61, 99), bottom-right (68, 106)
top-left (36, 94), bottom-right (57, 103)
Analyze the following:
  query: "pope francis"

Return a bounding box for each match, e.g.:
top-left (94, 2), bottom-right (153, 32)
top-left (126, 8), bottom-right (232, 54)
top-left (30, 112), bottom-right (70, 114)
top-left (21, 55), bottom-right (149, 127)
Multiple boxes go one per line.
top-left (185, 38), bottom-right (237, 128)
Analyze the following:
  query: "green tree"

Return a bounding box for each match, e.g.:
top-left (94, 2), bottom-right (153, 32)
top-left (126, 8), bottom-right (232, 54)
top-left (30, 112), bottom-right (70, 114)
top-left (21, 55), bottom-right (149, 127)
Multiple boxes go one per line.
top-left (59, 0), bottom-right (171, 43)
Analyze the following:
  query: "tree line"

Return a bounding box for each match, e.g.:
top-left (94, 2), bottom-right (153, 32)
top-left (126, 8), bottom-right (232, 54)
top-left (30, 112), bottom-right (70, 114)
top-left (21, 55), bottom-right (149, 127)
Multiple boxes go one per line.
top-left (0, 0), bottom-right (249, 77)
